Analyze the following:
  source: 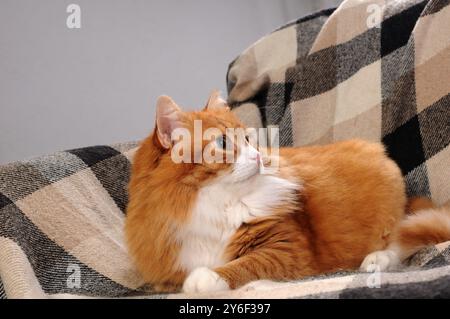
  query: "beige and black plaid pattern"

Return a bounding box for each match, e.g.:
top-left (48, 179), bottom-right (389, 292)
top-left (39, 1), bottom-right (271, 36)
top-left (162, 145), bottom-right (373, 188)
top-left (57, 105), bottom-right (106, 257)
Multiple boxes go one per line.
top-left (174, 241), bottom-right (450, 299)
top-left (0, 142), bottom-right (147, 298)
top-left (1, 142), bottom-right (449, 299)
top-left (1, 0), bottom-right (450, 299)
top-left (228, 0), bottom-right (450, 206)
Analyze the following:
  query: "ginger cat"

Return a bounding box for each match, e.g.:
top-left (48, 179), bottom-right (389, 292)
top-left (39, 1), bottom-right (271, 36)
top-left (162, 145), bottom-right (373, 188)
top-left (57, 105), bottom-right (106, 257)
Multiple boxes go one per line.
top-left (125, 91), bottom-right (450, 293)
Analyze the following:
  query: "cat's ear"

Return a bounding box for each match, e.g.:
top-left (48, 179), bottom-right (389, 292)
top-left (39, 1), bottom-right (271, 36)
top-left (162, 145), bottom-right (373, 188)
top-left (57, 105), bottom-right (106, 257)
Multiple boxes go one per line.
top-left (204, 90), bottom-right (229, 111)
top-left (155, 95), bottom-right (184, 149)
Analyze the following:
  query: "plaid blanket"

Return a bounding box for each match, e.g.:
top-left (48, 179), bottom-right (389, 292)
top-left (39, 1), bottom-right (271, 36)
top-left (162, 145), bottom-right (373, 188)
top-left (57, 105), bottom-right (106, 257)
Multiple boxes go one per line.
top-left (228, 0), bottom-right (450, 206)
top-left (1, 0), bottom-right (449, 299)
top-left (1, 142), bottom-right (449, 299)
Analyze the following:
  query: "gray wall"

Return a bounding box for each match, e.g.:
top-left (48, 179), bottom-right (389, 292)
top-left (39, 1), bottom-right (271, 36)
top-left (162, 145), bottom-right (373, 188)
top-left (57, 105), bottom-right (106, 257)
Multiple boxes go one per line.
top-left (0, 0), bottom-right (341, 164)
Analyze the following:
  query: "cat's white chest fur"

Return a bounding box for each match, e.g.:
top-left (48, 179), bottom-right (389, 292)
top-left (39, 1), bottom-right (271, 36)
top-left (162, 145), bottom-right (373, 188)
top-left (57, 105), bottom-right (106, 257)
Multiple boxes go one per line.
top-left (177, 173), bottom-right (298, 273)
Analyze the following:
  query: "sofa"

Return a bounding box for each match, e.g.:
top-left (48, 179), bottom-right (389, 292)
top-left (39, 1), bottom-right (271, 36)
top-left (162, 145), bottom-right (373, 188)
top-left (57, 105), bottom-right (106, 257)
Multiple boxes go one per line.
top-left (0, 0), bottom-right (449, 298)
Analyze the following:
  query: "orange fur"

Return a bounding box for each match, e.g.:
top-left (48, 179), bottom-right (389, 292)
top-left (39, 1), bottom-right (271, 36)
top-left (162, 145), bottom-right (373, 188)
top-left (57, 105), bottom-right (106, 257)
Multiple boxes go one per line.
top-left (217, 140), bottom-right (406, 287)
top-left (390, 201), bottom-right (450, 260)
top-left (125, 93), bottom-right (450, 292)
top-left (125, 98), bottom-right (243, 291)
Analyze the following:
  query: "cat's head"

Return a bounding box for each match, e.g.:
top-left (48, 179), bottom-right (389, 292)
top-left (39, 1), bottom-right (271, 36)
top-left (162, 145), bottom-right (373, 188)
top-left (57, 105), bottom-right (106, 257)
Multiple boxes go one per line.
top-left (146, 90), bottom-right (264, 185)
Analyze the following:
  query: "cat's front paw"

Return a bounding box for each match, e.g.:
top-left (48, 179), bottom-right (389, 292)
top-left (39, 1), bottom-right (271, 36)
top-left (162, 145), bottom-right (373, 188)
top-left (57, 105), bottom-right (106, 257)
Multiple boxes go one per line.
top-left (182, 267), bottom-right (229, 294)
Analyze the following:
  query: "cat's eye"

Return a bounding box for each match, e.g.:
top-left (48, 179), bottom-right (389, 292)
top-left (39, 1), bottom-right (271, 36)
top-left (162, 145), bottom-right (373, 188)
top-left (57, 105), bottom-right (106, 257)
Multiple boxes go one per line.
top-left (245, 135), bottom-right (250, 143)
top-left (216, 135), bottom-right (227, 149)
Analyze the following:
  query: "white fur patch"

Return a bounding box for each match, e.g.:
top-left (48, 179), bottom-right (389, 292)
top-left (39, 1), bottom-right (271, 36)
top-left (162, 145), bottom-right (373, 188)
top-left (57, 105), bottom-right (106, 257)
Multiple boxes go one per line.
top-left (182, 267), bottom-right (229, 293)
top-left (360, 249), bottom-right (400, 272)
top-left (177, 167), bottom-right (299, 273)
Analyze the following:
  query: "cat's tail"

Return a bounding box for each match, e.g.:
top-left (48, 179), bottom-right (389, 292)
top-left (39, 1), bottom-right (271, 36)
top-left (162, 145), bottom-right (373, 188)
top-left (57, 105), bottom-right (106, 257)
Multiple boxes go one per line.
top-left (392, 197), bottom-right (450, 260)
top-left (360, 197), bottom-right (450, 271)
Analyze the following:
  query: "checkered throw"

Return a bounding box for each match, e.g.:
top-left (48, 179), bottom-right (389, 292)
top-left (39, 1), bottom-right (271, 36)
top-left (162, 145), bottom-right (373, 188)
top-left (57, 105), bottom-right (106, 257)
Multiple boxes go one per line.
top-left (228, 0), bottom-right (450, 206)
top-left (1, 0), bottom-right (449, 299)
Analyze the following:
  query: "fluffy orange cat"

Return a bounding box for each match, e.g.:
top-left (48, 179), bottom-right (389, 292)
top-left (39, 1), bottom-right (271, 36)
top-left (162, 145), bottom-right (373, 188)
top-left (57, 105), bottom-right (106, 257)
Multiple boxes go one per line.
top-left (125, 91), bottom-right (450, 293)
